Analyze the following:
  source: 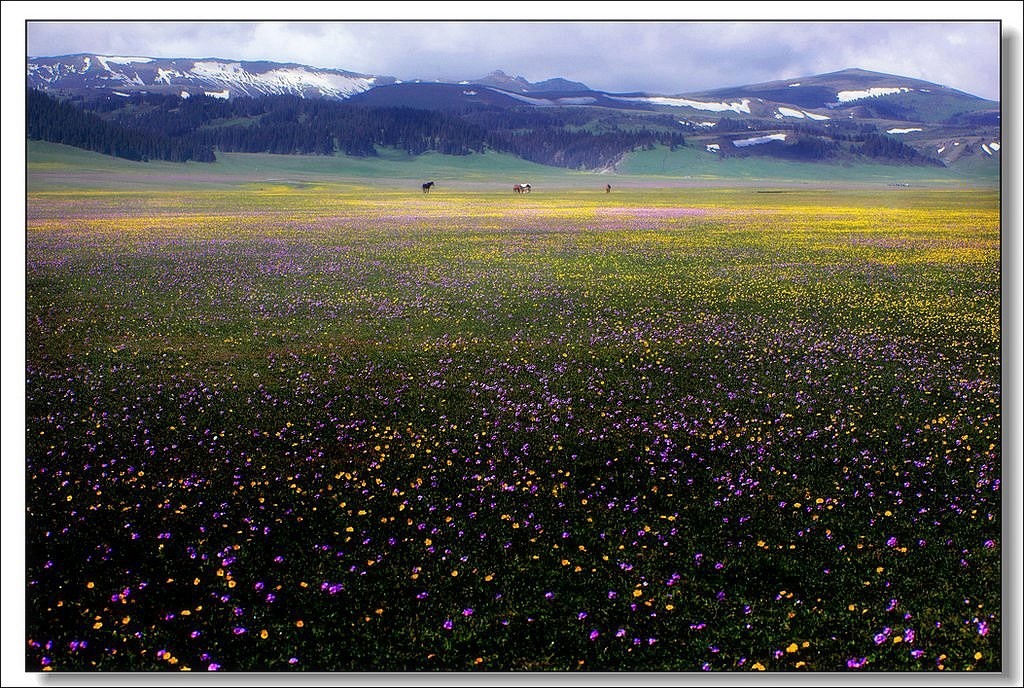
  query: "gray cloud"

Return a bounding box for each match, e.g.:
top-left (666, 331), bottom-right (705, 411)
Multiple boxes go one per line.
top-left (25, 19), bottom-right (1003, 100)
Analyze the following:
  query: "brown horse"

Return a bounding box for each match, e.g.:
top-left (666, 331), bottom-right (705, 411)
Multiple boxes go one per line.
top-left (513, 183), bottom-right (532, 194)
top-left (422, 181), bottom-right (435, 193)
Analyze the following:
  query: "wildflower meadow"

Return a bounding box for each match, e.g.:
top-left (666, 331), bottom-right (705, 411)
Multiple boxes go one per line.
top-left (25, 183), bottom-right (1001, 672)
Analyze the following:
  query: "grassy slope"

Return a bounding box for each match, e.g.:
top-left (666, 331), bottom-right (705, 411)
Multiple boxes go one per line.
top-left (616, 144), bottom-right (1000, 185)
top-left (26, 141), bottom-right (591, 192)
top-left (26, 140), bottom-right (1000, 193)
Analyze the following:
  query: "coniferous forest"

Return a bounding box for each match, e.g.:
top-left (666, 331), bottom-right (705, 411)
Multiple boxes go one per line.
top-left (27, 88), bottom-right (944, 169)
top-left (27, 89), bottom-right (684, 169)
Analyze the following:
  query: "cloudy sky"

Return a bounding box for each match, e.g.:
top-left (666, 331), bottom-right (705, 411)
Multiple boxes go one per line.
top-left (16, 4), bottom-right (1011, 101)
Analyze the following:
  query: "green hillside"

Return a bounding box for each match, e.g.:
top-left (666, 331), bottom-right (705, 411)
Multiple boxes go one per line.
top-left (616, 144), bottom-right (999, 185)
top-left (26, 140), bottom-right (998, 193)
top-left (26, 141), bottom-right (595, 192)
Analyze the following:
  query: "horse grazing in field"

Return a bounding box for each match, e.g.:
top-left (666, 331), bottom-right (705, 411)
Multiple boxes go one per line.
top-left (513, 183), bottom-right (532, 194)
top-left (605, 184), bottom-right (612, 193)
top-left (422, 181), bottom-right (435, 193)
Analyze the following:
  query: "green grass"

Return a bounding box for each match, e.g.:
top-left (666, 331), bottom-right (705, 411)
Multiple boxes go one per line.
top-left (27, 140), bottom-right (1001, 196)
top-left (27, 141), bottom-right (596, 193)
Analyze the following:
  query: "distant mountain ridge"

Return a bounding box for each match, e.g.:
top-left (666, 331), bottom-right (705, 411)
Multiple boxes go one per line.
top-left (27, 53), bottom-right (399, 100)
top-left (28, 54), bottom-right (996, 107)
top-left (26, 54), bottom-right (1001, 173)
top-left (470, 69), bottom-right (591, 93)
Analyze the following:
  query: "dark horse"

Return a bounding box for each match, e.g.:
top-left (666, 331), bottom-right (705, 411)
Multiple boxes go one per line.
top-left (513, 183), bottom-right (532, 194)
top-left (422, 181), bottom-right (435, 193)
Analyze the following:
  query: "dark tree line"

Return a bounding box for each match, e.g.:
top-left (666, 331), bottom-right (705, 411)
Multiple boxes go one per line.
top-left (487, 126), bottom-right (685, 169)
top-left (27, 89), bottom-right (216, 162)
top-left (28, 89), bottom-right (687, 169)
top-left (853, 133), bottom-right (945, 166)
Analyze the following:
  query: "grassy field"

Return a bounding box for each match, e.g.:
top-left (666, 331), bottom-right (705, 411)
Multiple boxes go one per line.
top-left (26, 140), bottom-right (1000, 192)
top-left (21, 146), bottom-right (1003, 673)
top-left (25, 141), bottom-right (593, 192)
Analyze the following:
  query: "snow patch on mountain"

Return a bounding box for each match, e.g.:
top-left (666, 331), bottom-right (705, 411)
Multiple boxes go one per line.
top-left (100, 56), bottom-right (154, 65)
top-left (777, 107), bottom-right (831, 121)
top-left (156, 68), bottom-right (188, 85)
top-left (93, 56), bottom-right (146, 85)
top-left (494, 89), bottom-right (598, 107)
top-left (835, 86), bottom-right (911, 103)
top-left (498, 90), bottom-right (557, 106)
top-left (609, 95), bottom-right (751, 114)
top-left (260, 67), bottom-right (375, 97)
top-left (733, 133), bottom-right (787, 147)
top-left (887, 128), bottom-right (923, 134)
top-left (186, 61), bottom-right (376, 98)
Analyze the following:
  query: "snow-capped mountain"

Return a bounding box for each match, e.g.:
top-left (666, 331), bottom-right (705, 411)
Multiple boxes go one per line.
top-left (672, 68), bottom-right (997, 123)
top-left (26, 55), bottom-right (1000, 171)
top-left (26, 56), bottom-right (996, 121)
top-left (26, 54), bottom-right (398, 100)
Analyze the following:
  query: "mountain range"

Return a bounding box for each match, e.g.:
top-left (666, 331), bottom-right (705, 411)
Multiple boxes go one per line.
top-left (26, 53), bottom-right (1001, 172)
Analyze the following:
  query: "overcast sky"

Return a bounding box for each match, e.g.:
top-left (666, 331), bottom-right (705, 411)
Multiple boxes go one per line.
top-left (16, 4), bottom-right (1012, 102)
